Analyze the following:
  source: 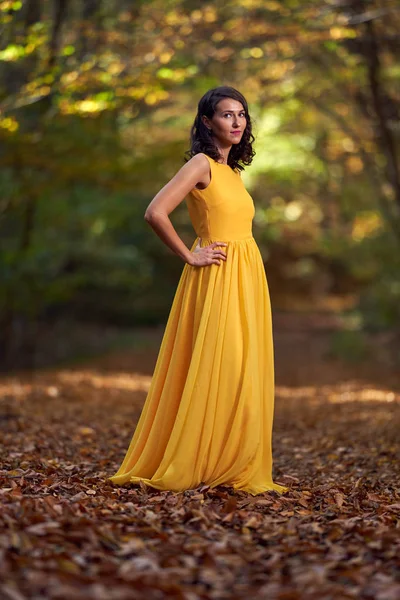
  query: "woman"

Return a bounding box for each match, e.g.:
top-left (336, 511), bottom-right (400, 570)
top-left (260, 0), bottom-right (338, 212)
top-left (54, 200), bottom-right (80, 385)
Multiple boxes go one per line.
top-left (109, 86), bottom-right (288, 495)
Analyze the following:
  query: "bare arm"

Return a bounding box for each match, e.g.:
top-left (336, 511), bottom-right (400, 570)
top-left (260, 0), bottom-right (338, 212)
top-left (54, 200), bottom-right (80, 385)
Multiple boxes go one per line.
top-left (144, 153), bottom-right (227, 266)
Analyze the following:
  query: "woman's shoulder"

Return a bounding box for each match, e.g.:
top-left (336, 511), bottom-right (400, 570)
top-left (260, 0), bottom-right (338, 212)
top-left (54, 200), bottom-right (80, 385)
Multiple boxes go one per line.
top-left (190, 152), bottom-right (213, 166)
top-left (187, 152), bottom-right (241, 176)
top-left (184, 152), bottom-right (213, 174)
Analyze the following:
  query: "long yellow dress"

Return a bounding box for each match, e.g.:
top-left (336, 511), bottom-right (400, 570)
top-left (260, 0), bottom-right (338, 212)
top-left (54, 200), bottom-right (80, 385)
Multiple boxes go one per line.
top-left (109, 153), bottom-right (288, 495)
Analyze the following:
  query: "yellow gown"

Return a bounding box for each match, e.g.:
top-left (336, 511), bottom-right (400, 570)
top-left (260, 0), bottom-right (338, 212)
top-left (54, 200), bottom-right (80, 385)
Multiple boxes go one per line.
top-left (109, 153), bottom-right (288, 495)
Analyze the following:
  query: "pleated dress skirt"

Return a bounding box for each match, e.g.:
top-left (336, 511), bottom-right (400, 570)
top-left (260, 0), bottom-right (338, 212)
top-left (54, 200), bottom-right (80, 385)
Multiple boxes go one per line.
top-left (109, 153), bottom-right (288, 495)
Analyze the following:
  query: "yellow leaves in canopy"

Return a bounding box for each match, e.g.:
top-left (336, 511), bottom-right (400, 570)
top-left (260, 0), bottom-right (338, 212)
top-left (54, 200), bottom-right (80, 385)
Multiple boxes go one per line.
top-left (336, 103), bottom-right (350, 117)
top-left (326, 138), bottom-right (363, 164)
top-left (212, 31), bottom-right (225, 42)
top-left (204, 7), bottom-right (217, 23)
top-left (108, 61), bottom-right (124, 76)
top-left (240, 0), bottom-right (283, 9)
top-left (240, 47), bottom-right (264, 58)
top-left (341, 138), bottom-right (355, 152)
top-left (61, 71), bottom-right (78, 86)
top-left (381, 183), bottom-right (395, 201)
top-left (161, 6), bottom-right (216, 27)
top-left (118, 11), bottom-right (131, 23)
top-left (330, 27), bottom-right (357, 41)
top-left (0, 0), bottom-right (22, 10)
top-left (276, 40), bottom-right (295, 57)
top-left (164, 11), bottom-right (183, 26)
top-left (21, 80), bottom-right (52, 97)
top-left (283, 198), bottom-right (322, 225)
top-left (0, 44), bottom-right (25, 61)
top-left (60, 93), bottom-right (114, 115)
top-left (37, 85), bottom-right (51, 96)
top-left (352, 212), bottom-right (384, 242)
top-left (145, 90), bottom-right (169, 105)
top-left (190, 10), bottom-right (202, 23)
top-left (159, 52), bottom-right (174, 65)
top-left (346, 156), bottom-right (363, 174)
top-left (157, 65), bottom-right (197, 82)
top-left (271, 196), bottom-right (286, 208)
top-left (161, 26), bottom-right (174, 38)
top-left (264, 0), bottom-right (287, 10)
top-left (240, 48), bottom-right (253, 59)
top-left (224, 18), bottom-right (241, 31)
top-left (117, 86), bottom-right (146, 99)
top-left (260, 61), bottom-right (295, 79)
top-left (250, 47), bottom-right (264, 58)
top-left (330, 27), bottom-right (345, 40)
top-left (143, 19), bottom-right (156, 31)
top-left (216, 47), bottom-right (235, 62)
top-left (91, 219), bottom-right (106, 237)
top-left (62, 45), bottom-right (75, 57)
top-left (72, 100), bottom-right (105, 114)
top-left (0, 117), bottom-right (18, 132)
top-left (81, 59), bottom-right (96, 72)
top-left (285, 201), bottom-right (303, 222)
top-left (24, 42), bottom-right (36, 54)
top-left (179, 24), bottom-right (192, 35)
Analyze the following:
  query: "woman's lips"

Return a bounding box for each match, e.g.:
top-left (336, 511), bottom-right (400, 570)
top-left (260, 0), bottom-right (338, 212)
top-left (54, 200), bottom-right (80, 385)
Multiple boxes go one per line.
top-left (231, 131), bottom-right (241, 136)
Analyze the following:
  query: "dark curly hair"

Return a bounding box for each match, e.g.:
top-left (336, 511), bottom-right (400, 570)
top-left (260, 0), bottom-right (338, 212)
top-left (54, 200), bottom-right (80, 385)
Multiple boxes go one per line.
top-left (183, 86), bottom-right (255, 173)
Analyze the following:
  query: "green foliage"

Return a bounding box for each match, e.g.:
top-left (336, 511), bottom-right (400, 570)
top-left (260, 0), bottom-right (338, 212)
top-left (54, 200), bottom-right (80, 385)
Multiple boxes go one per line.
top-left (328, 329), bottom-right (370, 364)
top-left (358, 268), bottom-right (400, 331)
top-left (0, 0), bottom-right (399, 366)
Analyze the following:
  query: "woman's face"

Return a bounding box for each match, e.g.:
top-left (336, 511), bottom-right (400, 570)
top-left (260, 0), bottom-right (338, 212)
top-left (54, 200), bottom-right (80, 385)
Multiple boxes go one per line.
top-left (203, 98), bottom-right (247, 147)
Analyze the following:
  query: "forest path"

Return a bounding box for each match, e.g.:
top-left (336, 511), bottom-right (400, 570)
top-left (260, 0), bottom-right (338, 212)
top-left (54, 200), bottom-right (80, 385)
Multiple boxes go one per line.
top-left (1, 313), bottom-right (399, 599)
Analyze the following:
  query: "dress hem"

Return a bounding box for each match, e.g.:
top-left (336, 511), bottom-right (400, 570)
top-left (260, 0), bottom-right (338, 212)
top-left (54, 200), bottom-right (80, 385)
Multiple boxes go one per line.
top-left (107, 474), bottom-right (289, 496)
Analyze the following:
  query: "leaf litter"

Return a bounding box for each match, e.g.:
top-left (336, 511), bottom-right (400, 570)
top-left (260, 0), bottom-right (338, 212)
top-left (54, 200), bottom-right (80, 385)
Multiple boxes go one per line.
top-left (0, 322), bottom-right (399, 600)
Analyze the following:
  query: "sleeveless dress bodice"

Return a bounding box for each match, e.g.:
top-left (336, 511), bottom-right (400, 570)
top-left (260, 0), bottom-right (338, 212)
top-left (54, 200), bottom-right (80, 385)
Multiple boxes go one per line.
top-left (186, 154), bottom-right (255, 242)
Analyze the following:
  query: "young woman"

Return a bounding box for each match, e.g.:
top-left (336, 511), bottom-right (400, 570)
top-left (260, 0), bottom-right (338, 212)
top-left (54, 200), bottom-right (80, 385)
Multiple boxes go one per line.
top-left (109, 86), bottom-right (288, 495)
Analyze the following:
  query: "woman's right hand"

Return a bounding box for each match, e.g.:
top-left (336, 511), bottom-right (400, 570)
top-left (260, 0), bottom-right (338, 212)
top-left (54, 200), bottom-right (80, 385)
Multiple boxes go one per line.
top-left (189, 240), bottom-right (228, 267)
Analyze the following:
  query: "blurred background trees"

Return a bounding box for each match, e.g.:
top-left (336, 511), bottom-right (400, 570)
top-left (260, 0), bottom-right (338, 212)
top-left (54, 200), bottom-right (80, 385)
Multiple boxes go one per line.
top-left (1, 0), bottom-right (399, 369)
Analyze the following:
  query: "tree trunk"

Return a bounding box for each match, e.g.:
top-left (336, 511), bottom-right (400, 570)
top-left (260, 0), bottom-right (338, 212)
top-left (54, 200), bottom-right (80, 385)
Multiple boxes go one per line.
top-left (24, 0), bottom-right (41, 31)
top-left (48, 0), bottom-right (69, 69)
top-left (362, 18), bottom-right (400, 214)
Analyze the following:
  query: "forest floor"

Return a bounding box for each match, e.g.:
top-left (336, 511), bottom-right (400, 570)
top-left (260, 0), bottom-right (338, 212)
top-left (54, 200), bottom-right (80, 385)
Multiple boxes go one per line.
top-left (0, 312), bottom-right (399, 600)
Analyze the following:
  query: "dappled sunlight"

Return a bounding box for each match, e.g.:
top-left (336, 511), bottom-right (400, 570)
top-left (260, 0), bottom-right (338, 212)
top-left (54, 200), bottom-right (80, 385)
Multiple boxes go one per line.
top-left (1, 366), bottom-right (398, 410)
top-left (0, 369), bottom-right (152, 407)
top-left (57, 370), bottom-right (152, 393)
top-left (277, 383), bottom-right (398, 404)
top-left (324, 384), bottom-right (397, 404)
